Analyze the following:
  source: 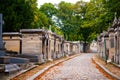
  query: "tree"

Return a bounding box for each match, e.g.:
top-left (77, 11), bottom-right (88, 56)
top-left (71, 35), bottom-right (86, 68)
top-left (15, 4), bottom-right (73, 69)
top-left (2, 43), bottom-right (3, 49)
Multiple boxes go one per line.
top-left (1, 0), bottom-right (119, 53)
top-left (0, 0), bottom-right (50, 32)
top-left (74, 0), bottom-right (108, 52)
top-left (0, 0), bottom-right (36, 32)
top-left (103, 0), bottom-right (120, 17)
top-left (32, 11), bottom-right (49, 29)
top-left (57, 1), bottom-right (80, 40)
top-left (39, 3), bottom-right (57, 26)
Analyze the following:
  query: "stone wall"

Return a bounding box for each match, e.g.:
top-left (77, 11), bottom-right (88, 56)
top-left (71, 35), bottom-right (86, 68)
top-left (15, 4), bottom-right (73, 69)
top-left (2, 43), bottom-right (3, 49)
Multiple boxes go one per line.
top-left (2, 32), bottom-right (21, 54)
top-left (97, 17), bottom-right (120, 65)
top-left (20, 29), bottom-right (43, 54)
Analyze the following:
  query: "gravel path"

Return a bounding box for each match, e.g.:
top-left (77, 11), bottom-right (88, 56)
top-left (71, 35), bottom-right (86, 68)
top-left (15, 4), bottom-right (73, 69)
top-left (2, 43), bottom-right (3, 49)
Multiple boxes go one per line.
top-left (37, 53), bottom-right (109, 80)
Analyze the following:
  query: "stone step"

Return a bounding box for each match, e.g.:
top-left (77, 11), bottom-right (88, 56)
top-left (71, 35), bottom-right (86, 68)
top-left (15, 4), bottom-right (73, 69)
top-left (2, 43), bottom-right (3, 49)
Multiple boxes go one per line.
top-left (0, 56), bottom-right (29, 64)
top-left (15, 54), bottom-right (44, 63)
top-left (10, 57), bottom-right (29, 64)
top-left (0, 56), bottom-right (10, 64)
top-left (5, 64), bottom-right (21, 73)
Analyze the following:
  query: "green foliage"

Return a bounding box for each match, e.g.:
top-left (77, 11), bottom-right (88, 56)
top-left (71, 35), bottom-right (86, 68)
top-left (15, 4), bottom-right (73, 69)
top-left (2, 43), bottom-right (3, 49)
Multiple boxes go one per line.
top-left (39, 3), bottom-right (57, 25)
top-left (103, 0), bottom-right (120, 17)
top-left (0, 0), bottom-right (49, 32)
top-left (0, 0), bottom-right (35, 32)
top-left (51, 26), bottom-right (63, 35)
top-left (56, 1), bottom-right (79, 40)
top-left (31, 11), bottom-right (49, 29)
top-left (39, 3), bottom-right (57, 18)
top-left (0, 0), bottom-right (119, 43)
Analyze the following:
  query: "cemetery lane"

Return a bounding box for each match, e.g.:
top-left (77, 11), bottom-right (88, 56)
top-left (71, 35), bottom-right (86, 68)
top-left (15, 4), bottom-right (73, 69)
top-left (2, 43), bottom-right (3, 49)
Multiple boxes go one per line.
top-left (35, 53), bottom-right (109, 80)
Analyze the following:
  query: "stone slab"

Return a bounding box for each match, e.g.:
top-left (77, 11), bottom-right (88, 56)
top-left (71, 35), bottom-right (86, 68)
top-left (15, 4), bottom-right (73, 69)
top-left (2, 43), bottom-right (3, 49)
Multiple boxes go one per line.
top-left (15, 54), bottom-right (44, 63)
top-left (0, 56), bottom-right (10, 64)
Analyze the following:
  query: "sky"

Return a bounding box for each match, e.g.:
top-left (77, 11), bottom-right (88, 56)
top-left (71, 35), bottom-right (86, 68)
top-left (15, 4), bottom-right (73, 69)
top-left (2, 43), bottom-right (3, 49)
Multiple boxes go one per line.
top-left (37, 0), bottom-right (90, 7)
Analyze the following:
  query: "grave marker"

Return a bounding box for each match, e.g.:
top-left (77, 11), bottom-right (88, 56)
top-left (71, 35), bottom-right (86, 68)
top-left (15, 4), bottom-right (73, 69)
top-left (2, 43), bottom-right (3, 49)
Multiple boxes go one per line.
top-left (0, 13), bottom-right (5, 56)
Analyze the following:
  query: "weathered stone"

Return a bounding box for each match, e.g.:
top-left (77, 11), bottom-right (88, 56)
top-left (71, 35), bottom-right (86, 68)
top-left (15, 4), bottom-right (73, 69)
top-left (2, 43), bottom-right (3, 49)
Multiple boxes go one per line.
top-left (5, 64), bottom-right (21, 73)
top-left (1, 28), bottom-right (81, 64)
top-left (20, 29), bottom-right (45, 63)
top-left (15, 54), bottom-right (44, 63)
top-left (0, 56), bottom-right (10, 64)
top-left (2, 32), bottom-right (22, 54)
top-left (10, 57), bottom-right (29, 64)
top-left (97, 14), bottom-right (120, 65)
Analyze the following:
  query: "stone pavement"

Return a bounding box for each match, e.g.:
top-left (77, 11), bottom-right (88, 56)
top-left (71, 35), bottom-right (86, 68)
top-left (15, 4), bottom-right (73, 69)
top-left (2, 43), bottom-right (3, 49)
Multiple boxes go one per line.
top-left (36, 53), bottom-right (109, 80)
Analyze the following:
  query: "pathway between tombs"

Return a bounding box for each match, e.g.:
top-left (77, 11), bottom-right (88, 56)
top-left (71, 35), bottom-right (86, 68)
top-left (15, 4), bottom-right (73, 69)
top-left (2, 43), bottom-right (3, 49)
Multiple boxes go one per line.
top-left (35, 53), bottom-right (109, 80)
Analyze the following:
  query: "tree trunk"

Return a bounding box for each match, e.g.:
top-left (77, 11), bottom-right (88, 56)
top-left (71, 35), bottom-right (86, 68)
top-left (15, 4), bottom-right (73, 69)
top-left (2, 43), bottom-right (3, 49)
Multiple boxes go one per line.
top-left (83, 41), bottom-right (86, 53)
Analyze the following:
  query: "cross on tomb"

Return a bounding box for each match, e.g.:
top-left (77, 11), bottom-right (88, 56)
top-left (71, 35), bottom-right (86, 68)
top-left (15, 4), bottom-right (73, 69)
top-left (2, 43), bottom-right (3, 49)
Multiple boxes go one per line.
top-left (0, 13), bottom-right (5, 56)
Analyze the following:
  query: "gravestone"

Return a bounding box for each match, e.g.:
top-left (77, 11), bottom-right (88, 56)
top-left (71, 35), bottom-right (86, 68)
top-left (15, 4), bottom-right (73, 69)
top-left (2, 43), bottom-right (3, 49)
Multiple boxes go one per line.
top-left (0, 13), bottom-right (6, 56)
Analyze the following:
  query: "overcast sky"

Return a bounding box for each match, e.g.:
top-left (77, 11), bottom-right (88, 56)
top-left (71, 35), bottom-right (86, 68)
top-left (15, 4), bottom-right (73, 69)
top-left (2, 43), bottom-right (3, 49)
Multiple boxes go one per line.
top-left (37, 0), bottom-right (90, 7)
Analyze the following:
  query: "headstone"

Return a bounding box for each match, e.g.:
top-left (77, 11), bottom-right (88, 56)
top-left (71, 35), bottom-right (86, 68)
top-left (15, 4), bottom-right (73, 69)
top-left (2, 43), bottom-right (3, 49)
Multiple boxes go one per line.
top-left (0, 13), bottom-right (6, 56)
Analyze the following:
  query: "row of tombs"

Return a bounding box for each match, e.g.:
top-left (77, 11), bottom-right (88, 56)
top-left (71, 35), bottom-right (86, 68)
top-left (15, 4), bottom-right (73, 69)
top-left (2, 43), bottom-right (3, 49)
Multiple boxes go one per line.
top-left (0, 29), bottom-right (81, 73)
top-left (97, 15), bottom-right (120, 65)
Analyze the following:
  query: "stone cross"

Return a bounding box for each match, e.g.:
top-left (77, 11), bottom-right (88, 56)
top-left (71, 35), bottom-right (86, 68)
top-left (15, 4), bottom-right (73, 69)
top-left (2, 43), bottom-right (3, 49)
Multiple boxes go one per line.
top-left (0, 13), bottom-right (5, 56)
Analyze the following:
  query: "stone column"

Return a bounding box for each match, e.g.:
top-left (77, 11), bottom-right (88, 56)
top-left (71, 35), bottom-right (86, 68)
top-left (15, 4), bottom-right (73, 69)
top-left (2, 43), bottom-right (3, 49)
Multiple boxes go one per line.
top-left (116, 28), bottom-right (120, 64)
top-left (0, 13), bottom-right (5, 56)
top-left (48, 39), bottom-right (52, 61)
top-left (115, 33), bottom-right (118, 63)
top-left (53, 38), bottom-right (56, 59)
top-left (43, 39), bottom-right (45, 60)
top-left (44, 39), bottom-right (47, 60)
top-left (41, 29), bottom-right (46, 61)
top-left (47, 33), bottom-right (52, 61)
top-left (118, 34), bottom-right (120, 64)
top-left (62, 39), bottom-right (65, 56)
top-left (118, 19), bottom-right (120, 64)
top-left (108, 31), bottom-right (115, 62)
top-left (44, 35), bottom-right (48, 61)
top-left (59, 40), bottom-right (61, 57)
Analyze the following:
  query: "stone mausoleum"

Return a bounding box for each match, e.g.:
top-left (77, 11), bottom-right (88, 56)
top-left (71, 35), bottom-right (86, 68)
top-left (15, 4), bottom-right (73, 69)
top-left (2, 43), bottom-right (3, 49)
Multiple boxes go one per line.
top-left (0, 13), bottom-right (81, 75)
top-left (97, 14), bottom-right (120, 66)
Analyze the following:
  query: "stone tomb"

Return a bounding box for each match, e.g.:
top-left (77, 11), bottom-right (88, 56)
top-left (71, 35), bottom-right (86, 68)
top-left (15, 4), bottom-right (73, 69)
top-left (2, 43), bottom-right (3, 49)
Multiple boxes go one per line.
top-left (97, 15), bottom-right (120, 65)
top-left (0, 14), bottom-right (32, 74)
top-left (55, 35), bottom-right (63, 58)
top-left (64, 41), bottom-right (71, 56)
top-left (46, 30), bottom-right (54, 61)
top-left (20, 29), bottom-right (46, 63)
top-left (72, 41), bottom-right (80, 54)
top-left (2, 32), bottom-right (22, 55)
top-left (108, 28), bottom-right (115, 62)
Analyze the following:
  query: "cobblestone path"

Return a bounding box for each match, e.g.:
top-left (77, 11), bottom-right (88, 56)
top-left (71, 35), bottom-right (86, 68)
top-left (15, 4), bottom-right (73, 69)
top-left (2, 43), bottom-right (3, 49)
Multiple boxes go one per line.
top-left (38, 53), bottom-right (109, 80)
